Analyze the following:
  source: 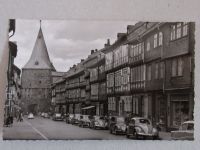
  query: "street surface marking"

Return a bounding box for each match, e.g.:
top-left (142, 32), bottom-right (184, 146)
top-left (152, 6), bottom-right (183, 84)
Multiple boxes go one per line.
top-left (24, 119), bottom-right (48, 140)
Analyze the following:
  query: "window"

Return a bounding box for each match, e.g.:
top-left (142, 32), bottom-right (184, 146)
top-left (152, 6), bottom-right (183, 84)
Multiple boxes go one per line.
top-left (178, 58), bottom-right (183, 76)
top-left (155, 63), bottom-right (159, 79)
top-left (172, 59), bottom-right (177, 77)
top-left (172, 57), bottom-right (183, 77)
top-left (171, 25), bottom-right (176, 40)
top-left (158, 32), bottom-right (163, 46)
top-left (183, 22), bottom-right (188, 36)
top-left (160, 62), bottom-right (164, 79)
top-left (176, 23), bottom-right (182, 39)
top-left (147, 65), bottom-right (152, 81)
top-left (154, 34), bottom-right (158, 48)
top-left (146, 41), bottom-right (150, 51)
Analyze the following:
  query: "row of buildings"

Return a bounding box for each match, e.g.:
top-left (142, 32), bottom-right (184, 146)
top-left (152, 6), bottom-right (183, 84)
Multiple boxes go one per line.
top-left (4, 20), bottom-right (22, 123)
top-left (12, 21), bottom-right (194, 131)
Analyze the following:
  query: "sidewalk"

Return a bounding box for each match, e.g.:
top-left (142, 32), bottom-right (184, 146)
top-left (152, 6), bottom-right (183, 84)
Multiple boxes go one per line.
top-left (159, 131), bottom-right (171, 140)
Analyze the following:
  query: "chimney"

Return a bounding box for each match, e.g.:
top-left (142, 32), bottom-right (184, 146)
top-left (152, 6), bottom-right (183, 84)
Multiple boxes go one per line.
top-left (73, 64), bottom-right (76, 68)
top-left (81, 59), bottom-right (84, 62)
top-left (107, 39), bottom-right (110, 45)
top-left (95, 49), bottom-right (98, 52)
top-left (91, 50), bottom-right (94, 54)
top-left (104, 39), bottom-right (110, 48)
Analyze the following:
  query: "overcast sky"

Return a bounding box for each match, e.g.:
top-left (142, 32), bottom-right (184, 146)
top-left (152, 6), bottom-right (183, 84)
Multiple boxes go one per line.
top-left (11, 20), bottom-right (136, 72)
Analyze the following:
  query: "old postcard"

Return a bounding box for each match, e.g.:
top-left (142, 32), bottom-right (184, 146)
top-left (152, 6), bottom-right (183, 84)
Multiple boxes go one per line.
top-left (3, 20), bottom-right (194, 140)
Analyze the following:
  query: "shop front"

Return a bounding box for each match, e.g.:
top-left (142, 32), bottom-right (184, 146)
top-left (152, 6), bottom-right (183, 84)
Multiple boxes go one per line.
top-left (167, 92), bottom-right (193, 131)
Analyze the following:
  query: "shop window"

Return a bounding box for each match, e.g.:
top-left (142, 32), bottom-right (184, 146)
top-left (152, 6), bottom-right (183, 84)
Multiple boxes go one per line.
top-left (171, 100), bottom-right (189, 127)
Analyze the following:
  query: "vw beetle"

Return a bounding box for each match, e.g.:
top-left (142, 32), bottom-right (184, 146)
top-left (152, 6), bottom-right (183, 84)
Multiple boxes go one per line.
top-left (126, 117), bottom-right (159, 139)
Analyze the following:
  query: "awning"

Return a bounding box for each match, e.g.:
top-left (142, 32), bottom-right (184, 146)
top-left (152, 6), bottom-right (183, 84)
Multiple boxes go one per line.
top-left (82, 106), bottom-right (95, 110)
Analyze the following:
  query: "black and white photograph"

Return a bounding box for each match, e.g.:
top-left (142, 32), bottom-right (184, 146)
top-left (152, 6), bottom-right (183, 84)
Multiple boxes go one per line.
top-left (3, 20), bottom-right (195, 140)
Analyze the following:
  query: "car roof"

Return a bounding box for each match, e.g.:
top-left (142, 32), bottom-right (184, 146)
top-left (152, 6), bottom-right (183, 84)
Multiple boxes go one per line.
top-left (183, 120), bottom-right (194, 124)
top-left (131, 117), bottom-right (148, 120)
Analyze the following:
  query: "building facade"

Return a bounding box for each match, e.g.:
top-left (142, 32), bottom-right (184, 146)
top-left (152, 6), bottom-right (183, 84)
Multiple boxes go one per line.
top-left (52, 22), bottom-right (194, 131)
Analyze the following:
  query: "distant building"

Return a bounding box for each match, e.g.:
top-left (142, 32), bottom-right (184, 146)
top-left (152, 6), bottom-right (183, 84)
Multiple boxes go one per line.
top-left (21, 26), bottom-right (55, 114)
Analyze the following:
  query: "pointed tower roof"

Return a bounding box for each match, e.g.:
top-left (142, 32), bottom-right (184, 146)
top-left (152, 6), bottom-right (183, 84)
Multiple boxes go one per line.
top-left (23, 25), bottom-right (55, 71)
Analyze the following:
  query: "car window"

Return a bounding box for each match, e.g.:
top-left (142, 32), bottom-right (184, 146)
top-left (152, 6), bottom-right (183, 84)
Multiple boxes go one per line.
top-left (117, 117), bottom-right (125, 123)
top-left (187, 123), bottom-right (194, 130)
top-left (129, 119), bottom-right (135, 124)
top-left (139, 119), bottom-right (150, 124)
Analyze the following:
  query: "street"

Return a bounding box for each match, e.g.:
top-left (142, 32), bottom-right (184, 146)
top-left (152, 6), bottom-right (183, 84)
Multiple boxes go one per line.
top-left (3, 116), bottom-right (171, 140)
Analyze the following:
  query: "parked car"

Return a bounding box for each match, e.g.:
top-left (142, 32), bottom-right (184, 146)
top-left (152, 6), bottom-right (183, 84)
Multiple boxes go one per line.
top-left (90, 116), bottom-right (108, 129)
top-left (79, 115), bottom-right (91, 127)
top-left (28, 113), bottom-right (34, 119)
top-left (41, 112), bottom-right (45, 117)
top-left (171, 120), bottom-right (194, 140)
top-left (65, 114), bottom-right (74, 124)
top-left (126, 117), bottom-right (159, 139)
top-left (109, 116), bottom-right (126, 135)
top-left (71, 114), bottom-right (81, 125)
top-left (52, 113), bottom-right (64, 121)
top-left (43, 113), bottom-right (50, 118)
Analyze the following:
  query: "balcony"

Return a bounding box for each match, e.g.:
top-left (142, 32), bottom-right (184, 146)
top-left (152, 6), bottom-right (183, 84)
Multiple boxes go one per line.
top-left (107, 88), bottom-right (114, 95)
top-left (79, 81), bottom-right (86, 87)
top-left (90, 95), bottom-right (98, 101)
top-left (131, 81), bottom-right (145, 92)
top-left (129, 55), bottom-right (143, 65)
top-left (98, 72), bottom-right (106, 81)
top-left (113, 56), bottom-right (129, 68)
top-left (105, 63), bottom-right (113, 71)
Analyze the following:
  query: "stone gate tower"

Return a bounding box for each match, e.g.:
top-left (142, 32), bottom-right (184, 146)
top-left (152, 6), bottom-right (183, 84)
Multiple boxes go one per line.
top-left (21, 24), bottom-right (55, 115)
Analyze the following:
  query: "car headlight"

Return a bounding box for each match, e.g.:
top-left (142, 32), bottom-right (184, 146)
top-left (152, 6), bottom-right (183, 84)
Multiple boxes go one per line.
top-left (152, 128), bottom-right (158, 134)
top-left (94, 121), bottom-right (99, 126)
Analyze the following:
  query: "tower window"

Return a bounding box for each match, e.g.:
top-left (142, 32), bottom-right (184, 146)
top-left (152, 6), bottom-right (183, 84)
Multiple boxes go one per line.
top-left (35, 61), bottom-right (39, 65)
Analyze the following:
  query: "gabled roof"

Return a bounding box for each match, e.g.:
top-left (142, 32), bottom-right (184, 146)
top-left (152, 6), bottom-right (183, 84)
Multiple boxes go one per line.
top-left (23, 27), bottom-right (55, 70)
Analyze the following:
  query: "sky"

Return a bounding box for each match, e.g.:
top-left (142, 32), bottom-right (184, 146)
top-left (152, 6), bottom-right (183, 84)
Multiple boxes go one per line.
top-left (11, 20), bottom-right (136, 72)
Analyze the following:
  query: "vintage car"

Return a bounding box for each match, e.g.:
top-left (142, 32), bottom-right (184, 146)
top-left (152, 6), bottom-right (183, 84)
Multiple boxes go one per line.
top-left (71, 114), bottom-right (81, 125)
top-left (79, 115), bottom-right (91, 127)
top-left (52, 113), bottom-right (64, 121)
top-left (43, 113), bottom-right (50, 118)
top-left (109, 116), bottom-right (126, 135)
top-left (126, 117), bottom-right (159, 139)
top-left (171, 120), bottom-right (194, 140)
top-left (90, 116), bottom-right (108, 129)
top-left (65, 114), bottom-right (74, 124)
top-left (28, 113), bottom-right (34, 119)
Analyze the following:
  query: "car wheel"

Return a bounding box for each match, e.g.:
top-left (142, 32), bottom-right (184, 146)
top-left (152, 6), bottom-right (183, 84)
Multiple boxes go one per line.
top-left (126, 134), bottom-right (130, 139)
top-left (110, 129), bottom-right (113, 134)
top-left (126, 130), bottom-right (130, 139)
top-left (153, 135), bottom-right (159, 140)
top-left (113, 127), bottom-right (117, 135)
